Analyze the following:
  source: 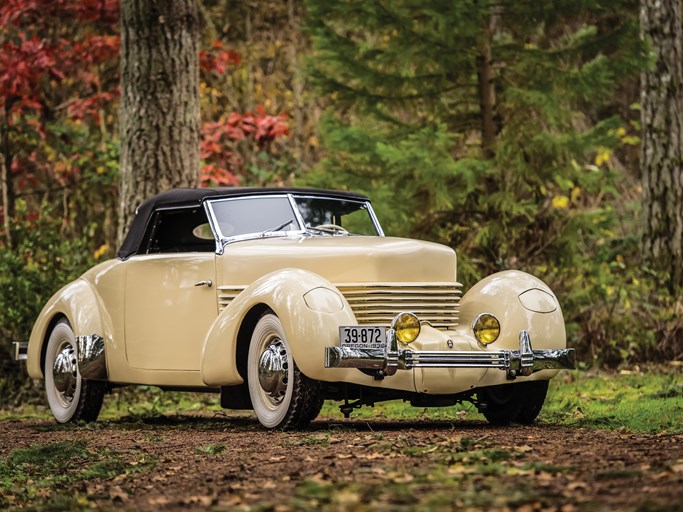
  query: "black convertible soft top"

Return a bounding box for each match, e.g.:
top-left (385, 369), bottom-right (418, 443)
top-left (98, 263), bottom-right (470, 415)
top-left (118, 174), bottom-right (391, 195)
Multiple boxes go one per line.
top-left (117, 187), bottom-right (370, 259)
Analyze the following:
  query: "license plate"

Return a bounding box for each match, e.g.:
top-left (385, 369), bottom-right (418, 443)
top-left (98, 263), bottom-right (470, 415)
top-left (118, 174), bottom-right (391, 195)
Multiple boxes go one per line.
top-left (339, 326), bottom-right (387, 350)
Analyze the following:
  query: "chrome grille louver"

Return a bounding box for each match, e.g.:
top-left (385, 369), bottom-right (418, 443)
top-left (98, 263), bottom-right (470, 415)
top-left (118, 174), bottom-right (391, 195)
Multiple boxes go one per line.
top-left (217, 282), bottom-right (461, 329)
top-left (218, 286), bottom-right (247, 311)
top-left (337, 282), bottom-right (462, 330)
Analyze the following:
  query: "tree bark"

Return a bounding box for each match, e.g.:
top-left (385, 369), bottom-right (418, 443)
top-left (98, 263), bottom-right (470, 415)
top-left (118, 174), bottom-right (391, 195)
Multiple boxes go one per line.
top-left (1, 104), bottom-right (15, 249)
top-left (477, 14), bottom-right (498, 159)
top-left (118, 0), bottom-right (201, 245)
top-left (640, 0), bottom-right (683, 293)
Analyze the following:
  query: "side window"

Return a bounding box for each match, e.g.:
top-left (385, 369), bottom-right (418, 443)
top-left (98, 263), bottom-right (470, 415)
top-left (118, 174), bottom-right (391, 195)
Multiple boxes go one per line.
top-left (141, 207), bottom-right (216, 254)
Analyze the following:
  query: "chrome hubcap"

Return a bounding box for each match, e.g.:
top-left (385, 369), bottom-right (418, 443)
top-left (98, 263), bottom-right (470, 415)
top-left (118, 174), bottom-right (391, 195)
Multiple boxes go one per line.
top-left (257, 338), bottom-right (289, 405)
top-left (53, 342), bottom-right (77, 403)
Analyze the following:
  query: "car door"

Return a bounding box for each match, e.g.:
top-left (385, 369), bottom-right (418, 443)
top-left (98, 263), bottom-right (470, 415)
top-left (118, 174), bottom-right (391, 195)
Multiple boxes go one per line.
top-left (123, 206), bottom-right (218, 371)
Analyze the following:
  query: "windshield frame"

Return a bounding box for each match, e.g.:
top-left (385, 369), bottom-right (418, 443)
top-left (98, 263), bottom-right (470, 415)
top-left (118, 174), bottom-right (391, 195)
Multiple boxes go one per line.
top-left (204, 193), bottom-right (384, 254)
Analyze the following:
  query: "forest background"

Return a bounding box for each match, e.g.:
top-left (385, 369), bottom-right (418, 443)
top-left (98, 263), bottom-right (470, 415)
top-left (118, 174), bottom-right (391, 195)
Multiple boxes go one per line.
top-left (0, 0), bottom-right (681, 403)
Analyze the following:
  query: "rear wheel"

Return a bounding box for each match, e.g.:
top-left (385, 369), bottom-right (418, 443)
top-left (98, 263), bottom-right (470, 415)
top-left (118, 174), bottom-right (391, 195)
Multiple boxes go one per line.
top-left (247, 313), bottom-right (323, 430)
top-left (479, 380), bottom-right (549, 426)
top-left (44, 320), bottom-right (105, 423)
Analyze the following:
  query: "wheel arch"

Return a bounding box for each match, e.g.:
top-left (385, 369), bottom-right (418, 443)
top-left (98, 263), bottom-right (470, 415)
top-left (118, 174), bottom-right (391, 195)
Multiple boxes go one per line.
top-left (39, 313), bottom-right (69, 376)
top-left (235, 303), bottom-right (271, 381)
top-left (201, 268), bottom-right (357, 387)
top-left (27, 278), bottom-right (109, 380)
top-left (458, 270), bottom-right (566, 352)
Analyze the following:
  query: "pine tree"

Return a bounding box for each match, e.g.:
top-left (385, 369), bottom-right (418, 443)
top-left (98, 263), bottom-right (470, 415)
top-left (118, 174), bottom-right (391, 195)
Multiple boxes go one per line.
top-left (303, 0), bottom-right (647, 282)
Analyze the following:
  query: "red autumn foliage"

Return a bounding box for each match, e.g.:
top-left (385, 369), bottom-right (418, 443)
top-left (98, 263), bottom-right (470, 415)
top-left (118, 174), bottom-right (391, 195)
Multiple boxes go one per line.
top-left (1, 0), bottom-right (288, 198)
top-left (200, 107), bottom-right (290, 187)
top-left (200, 40), bottom-right (240, 77)
top-left (0, 0), bottom-right (120, 119)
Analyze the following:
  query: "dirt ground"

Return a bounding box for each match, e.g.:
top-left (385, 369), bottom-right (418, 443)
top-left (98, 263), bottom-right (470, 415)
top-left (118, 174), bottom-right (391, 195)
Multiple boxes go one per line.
top-left (1, 414), bottom-right (681, 511)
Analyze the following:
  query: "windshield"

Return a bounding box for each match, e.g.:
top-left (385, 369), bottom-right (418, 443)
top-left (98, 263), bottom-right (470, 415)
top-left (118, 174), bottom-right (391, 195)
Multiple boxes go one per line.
top-left (293, 196), bottom-right (379, 236)
top-left (209, 196), bottom-right (300, 239)
top-left (207, 193), bottom-right (382, 242)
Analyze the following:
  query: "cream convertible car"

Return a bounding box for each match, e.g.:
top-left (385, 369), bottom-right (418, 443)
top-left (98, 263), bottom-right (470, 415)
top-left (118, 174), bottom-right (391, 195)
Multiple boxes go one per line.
top-left (18, 187), bottom-right (575, 429)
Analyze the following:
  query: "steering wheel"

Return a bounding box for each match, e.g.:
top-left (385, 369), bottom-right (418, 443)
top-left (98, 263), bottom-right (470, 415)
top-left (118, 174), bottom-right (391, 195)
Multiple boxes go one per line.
top-left (310, 223), bottom-right (349, 235)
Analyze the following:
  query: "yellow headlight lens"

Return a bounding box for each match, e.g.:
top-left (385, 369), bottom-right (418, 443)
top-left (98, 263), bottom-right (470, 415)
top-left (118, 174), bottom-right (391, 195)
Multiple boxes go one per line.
top-left (472, 313), bottom-right (500, 345)
top-left (392, 312), bottom-right (421, 344)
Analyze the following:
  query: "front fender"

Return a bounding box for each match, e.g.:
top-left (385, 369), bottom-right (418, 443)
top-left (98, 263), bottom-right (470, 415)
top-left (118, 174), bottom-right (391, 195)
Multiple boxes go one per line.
top-left (27, 278), bottom-right (109, 379)
top-left (200, 268), bottom-right (357, 387)
top-left (457, 270), bottom-right (566, 352)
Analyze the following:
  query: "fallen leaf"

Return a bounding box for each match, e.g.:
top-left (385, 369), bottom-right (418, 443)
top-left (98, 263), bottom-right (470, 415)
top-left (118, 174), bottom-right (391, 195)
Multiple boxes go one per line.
top-left (537, 471), bottom-right (555, 482)
top-left (392, 473), bottom-right (414, 483)
top-left (448, 464), bottom-right (467, 475)
top-left (183, 495), bottom-right (214, 506)
top-left (567, 481), bottom-right (588, 491)
top-left (334, 488), bottom-right (361, 506)
top-left (148, 496), bottom-right (170, 506)
top-left (506, 467), bottom-right (534, 476)
top-left (218, 495), bottom-right (242, 507)
top-left (109, 487), bottom-right (128, 502)
top-left (358, 452), bottom-right (384, 460)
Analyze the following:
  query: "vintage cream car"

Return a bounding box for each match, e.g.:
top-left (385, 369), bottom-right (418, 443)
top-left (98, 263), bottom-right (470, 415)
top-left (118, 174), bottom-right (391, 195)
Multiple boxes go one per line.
top-left (20, 187), bottom-right (575, 429)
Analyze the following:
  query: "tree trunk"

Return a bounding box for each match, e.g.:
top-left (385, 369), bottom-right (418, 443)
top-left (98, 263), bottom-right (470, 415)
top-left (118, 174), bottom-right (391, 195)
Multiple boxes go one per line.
top-left (476, 14), bottom-right (498, 158)
top-left (1, 105), bottom-right (15, 250)
top-left (640, 0), bottom-right (683, 293)
top-left (118, 0), bottom-right (201, 245)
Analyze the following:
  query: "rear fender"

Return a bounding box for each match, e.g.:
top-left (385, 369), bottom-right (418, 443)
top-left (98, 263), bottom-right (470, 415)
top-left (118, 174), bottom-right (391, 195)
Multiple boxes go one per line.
top-left (201, 268), bottom-right (357, 387)
top-left (27, 279), bottom-right (110, 379)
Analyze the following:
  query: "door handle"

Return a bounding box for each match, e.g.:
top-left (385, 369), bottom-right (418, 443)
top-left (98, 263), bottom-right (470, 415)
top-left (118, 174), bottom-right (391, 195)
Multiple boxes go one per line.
top-left (194, 280), bottom-right (213, 288)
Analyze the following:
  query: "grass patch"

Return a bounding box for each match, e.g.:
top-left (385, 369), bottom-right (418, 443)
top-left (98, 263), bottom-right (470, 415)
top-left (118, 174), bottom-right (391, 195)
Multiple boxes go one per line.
top-left (289, 464), bottom-right (541, 511)
top-left (0, 366), bottom-right (680, 434)
top-left (318, 366), bottom-right (682, 434)
top-left (541, 366), bottom-right (683, 433)
top-left (287, 433), bottom-right (331, 447)
top-left (594, 468), bottom-right (643, 480)
top-left (0, 441), bottom-right (155, 510)
top-left (196, 443), bottom-right (226, 455)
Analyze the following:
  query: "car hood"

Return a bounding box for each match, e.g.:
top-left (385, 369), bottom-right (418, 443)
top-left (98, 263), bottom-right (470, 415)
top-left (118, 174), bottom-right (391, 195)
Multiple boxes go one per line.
top-left (220, 235), bottom-right (457, 285)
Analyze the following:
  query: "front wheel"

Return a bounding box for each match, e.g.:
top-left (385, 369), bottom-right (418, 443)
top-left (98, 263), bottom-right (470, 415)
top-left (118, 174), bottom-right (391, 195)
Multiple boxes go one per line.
top-left (44, 320), bottom-right (105, 423)
top-left (478, 380), bottom-right (549, 426)
top-left (247, 313), bottom-right (323, 430)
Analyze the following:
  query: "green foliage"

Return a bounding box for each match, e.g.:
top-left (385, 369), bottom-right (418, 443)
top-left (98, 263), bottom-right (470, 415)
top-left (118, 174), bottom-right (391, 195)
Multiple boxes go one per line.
top-left (0, 200), bottom-right (96, 405)
top-left (302, 116), bottom-right (473, 239)
top-left (302, 0), bottom-right (670, 366)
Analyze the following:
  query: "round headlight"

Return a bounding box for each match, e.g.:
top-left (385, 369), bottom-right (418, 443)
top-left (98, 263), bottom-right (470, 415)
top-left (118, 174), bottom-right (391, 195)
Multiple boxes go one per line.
top-left (472, 313), bottom-right (500, 345)
top-left (392, 312), bottom-right (421, 344)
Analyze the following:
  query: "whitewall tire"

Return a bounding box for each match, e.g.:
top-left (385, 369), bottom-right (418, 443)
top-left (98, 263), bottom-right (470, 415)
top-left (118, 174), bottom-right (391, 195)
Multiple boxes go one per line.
top-left (247, 313), bottom-right (322, 430)
top-left (44, 320), bottom-right (105, 423)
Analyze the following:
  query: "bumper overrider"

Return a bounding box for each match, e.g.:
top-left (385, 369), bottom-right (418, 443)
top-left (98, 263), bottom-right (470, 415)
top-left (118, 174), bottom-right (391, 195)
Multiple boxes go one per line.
top-left (324, 329), bottom-right (576, 380)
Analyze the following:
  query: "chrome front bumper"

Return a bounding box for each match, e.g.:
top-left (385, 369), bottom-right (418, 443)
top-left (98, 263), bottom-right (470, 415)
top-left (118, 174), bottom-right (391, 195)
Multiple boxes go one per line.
top-left (324, 330), bottom-right (576, 380)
